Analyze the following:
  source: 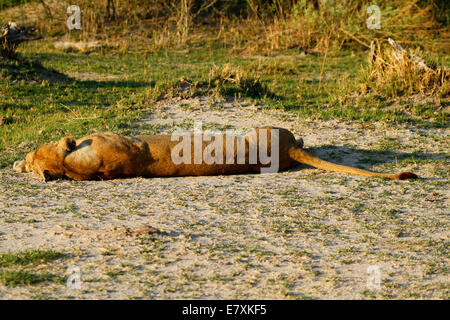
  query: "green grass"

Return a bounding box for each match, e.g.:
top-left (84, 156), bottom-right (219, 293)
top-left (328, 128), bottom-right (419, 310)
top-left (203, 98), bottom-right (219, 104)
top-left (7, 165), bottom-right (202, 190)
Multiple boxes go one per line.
top-left (0, 270), bottom-right (64, 287)
top-left (0, 250), bottom-right (67, 287)
top-left (0, 45), bottom-right (448, 168)
top-left (0, 249), bottom-right (64, 267)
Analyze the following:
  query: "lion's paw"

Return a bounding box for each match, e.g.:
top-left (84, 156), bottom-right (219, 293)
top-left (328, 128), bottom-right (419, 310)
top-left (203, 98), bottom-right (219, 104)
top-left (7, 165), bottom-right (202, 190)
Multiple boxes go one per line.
top-left (13, 160), bottom-right (27, 173)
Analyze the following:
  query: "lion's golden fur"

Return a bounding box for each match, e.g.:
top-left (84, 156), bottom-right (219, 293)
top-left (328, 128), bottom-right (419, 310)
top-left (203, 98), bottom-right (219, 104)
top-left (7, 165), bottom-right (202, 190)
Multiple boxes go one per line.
top-left (13, 127), bottom-right (417, 181)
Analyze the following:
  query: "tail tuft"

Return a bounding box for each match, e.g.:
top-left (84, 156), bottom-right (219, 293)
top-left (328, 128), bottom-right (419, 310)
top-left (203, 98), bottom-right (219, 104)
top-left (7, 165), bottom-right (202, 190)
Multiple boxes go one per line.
top-left (397, 172), bottom-right (418, 180)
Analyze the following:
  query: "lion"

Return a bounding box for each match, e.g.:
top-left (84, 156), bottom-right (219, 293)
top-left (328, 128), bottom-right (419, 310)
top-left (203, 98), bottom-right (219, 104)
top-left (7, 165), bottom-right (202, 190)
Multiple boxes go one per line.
top-left (13, 127), bottom-right (418, 181)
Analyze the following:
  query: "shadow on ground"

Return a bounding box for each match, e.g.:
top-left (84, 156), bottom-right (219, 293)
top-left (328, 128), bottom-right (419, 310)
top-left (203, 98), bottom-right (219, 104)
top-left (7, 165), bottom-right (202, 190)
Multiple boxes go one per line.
top-left (290, 145), bottom-right (445, 171)
top-left (0, 56), bottom-right (70, 83)
top-left (0, 55), bottom-right (154, 89)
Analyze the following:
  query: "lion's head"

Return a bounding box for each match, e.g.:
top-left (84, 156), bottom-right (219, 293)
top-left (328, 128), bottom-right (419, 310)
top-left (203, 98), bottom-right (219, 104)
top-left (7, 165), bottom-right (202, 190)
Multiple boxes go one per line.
top-left (13, 136), bottom-right (76, 181)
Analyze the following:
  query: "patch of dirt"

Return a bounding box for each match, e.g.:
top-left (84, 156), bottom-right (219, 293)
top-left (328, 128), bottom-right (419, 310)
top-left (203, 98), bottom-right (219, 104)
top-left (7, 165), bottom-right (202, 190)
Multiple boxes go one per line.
top-left (53, 41), bottom-right (103, 53)
top-left (384, 94), bottom-right (450, 116)
top-left (137, 96), bottom-right (299, 132)
top-left (0, 97), bottom-right (448, 299)
top-left (116, 225), bottom-right (163, 238)
top-left (67, 71), bottom-right (122, 81)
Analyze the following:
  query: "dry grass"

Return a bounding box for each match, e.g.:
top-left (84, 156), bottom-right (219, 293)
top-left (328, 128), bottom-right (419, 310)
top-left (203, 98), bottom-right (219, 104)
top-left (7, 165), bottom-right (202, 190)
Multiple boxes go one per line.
top-left (208, 63), bottom-right (271, 99)
top-left (1, 0), bottom-right (447, 54)
top-left (209, 0), bottom-right (446, 54)
top-left (360, 41), bottom-right (450, 98)
top-left (209, 63), bottom-right (253, 88)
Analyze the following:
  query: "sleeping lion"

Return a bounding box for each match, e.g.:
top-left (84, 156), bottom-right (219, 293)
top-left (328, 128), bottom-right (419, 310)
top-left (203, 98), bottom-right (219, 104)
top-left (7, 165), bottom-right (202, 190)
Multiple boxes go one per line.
top-left (13, 126), bottom-right (418, 181)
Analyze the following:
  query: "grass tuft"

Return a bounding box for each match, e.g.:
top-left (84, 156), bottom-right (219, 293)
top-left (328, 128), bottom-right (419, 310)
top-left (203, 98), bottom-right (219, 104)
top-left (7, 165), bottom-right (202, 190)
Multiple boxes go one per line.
top-left (0, 270), bottom-right (64, 287)
top-left (209, 63), bottom-right (274, 99)
top-left (0, 249), bottom-right (64, 267)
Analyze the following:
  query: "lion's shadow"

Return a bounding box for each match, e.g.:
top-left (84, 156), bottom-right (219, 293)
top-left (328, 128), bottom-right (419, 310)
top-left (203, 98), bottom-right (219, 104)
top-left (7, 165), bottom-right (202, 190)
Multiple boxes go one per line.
top-left (289, 145), bottom-right (444, 172)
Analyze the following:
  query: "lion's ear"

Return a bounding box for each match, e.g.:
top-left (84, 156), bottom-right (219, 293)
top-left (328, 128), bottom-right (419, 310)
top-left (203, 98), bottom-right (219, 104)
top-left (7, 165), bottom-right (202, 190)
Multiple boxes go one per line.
top-left (57, 136), bottom-right (76, 152)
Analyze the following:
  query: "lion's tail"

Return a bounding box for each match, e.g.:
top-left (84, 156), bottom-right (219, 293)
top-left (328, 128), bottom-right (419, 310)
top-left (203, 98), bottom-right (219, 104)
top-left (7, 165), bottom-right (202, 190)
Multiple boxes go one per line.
top-left (288, 147), bottom-right (418, 180)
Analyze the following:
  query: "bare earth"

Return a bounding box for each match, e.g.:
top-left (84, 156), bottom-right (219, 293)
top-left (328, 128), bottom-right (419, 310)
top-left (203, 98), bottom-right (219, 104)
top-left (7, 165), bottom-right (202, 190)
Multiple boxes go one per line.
top-left (0, 97), bottom-right (448, 299)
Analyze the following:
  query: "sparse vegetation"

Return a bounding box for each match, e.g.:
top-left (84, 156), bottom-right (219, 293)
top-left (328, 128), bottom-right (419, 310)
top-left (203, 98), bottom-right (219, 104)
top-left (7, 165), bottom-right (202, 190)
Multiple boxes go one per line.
top-left (0, 249), bottom-right (64, 266)
top-left (0, 0), bottom-right (448, 300)
top-left (0, 249), bottom-right (67, 289)
top-left (0, 270), bottom-right (63, 287)
top-left (2, 0), bottom-right (447, 54)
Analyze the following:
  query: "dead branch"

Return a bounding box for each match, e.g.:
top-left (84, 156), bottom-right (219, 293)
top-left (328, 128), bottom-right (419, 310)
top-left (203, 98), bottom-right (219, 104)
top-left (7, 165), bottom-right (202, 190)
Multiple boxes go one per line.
top-left (0, 22), bottom-right (42, 58)
top-left (387, 38), bottom-right (434, 72)
top-left (339, 28), bottom-right (371, 49)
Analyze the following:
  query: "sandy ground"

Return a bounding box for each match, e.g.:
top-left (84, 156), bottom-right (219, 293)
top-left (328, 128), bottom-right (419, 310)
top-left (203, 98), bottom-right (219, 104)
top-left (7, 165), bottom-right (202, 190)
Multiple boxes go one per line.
top-left (0, 96), bottom-right (448, 299)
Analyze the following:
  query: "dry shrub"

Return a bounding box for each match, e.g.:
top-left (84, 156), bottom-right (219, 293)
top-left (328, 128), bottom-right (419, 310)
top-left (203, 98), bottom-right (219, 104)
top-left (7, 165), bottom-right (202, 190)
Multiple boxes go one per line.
top-left (209, 63), bottom-right (246, 86)
top-left (360, 42), bottom-right (449, 98)
top-left (208, 63), bottom-right (271, 98)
